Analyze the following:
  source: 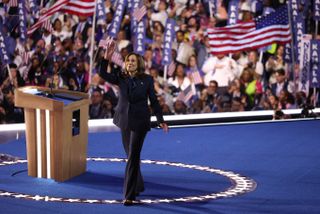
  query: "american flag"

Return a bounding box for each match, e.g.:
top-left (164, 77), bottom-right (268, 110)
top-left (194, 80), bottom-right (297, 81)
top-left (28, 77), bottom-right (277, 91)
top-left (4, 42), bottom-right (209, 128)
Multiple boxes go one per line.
top-left (20, 49), bottom-right (30, 65)
top-left (98, 37), bottom-right (114, 48)
top-left (8, 0), bottom-right (18, 7)
top-left (99, 37), bottom-right (123, 67)
top-left (111, 52), bottom-right (123, 67)
top-left (176, 85), bottom-right (195, 104)
top-left (42, 19), bottom-right (53, 33)
top-left (132, 5), bottom-right (147, 22)
top-left (60, 0), bottom-right (95, 17)
top-left (207, 5), bottom-right (291, 55)
top-left (28, 0), bottom-right (95, 35)
top-left (190, 70), bottom-right (203, 85)
top-left (167, 61), bottom-right (176, 77)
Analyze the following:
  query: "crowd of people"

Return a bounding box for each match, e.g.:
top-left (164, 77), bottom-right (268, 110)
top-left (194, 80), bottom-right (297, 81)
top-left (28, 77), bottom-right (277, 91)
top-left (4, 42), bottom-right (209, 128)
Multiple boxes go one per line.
top-left (0, 0), bottom-right (318, 124)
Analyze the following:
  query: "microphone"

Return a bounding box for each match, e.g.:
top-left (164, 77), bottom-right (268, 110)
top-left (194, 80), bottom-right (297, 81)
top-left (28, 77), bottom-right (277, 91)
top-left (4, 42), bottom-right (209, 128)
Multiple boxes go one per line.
top-left (47, 70), bottom-right (63, 98)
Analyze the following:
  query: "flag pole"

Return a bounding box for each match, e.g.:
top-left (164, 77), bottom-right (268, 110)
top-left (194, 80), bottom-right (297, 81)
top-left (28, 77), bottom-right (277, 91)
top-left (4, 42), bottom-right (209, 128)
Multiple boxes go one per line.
top-left (287, 4), bottom-right (297, 97)
top-left (88, 0), bottom-right (97, 91)
top-left (259, 51), bottom-right (263, 62)
top-left (313, 21), bottom-right (319, 107)
top-left (6, 64), bottom-right (13, 83)
top-left (164, 65), bottom-right (168, 82)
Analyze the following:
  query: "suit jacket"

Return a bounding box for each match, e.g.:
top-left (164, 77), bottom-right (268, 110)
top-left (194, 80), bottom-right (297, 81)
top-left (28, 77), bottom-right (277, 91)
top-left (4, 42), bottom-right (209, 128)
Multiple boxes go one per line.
top-left (270, 80), bottom-right (289, 96)
top-left (99, 60), bottom-right (164, 132)
top-left (72, 21), bottom-right (91, 42)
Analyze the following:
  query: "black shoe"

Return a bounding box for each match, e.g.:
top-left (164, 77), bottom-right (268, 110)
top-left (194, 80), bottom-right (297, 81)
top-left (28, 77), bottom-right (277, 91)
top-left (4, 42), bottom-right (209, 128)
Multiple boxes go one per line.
top-left (123, 200), bottom-right (134, 206)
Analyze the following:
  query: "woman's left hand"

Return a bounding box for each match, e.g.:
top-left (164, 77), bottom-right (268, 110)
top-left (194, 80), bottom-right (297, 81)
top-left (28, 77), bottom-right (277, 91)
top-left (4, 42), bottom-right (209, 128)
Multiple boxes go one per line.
top-left (159, 123), bottom-right (169, 133)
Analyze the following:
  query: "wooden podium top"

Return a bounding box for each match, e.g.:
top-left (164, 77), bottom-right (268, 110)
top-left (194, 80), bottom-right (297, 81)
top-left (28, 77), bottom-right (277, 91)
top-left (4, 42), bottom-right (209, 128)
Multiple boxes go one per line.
top-left (15, 86), bottom-right (89, 111)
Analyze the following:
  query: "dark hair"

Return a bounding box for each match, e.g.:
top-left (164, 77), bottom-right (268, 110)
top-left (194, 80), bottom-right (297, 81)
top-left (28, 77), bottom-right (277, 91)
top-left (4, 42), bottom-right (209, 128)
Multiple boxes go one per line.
top-left (276, 68), bottom-right (285, 76)
top-left (173, 63), bottom-right (186, 79)
top-left (274, 109), bottom-right (284, 120)
top-left (9, 63), bottom-right (17, 69)
top-left (124, 52), bottom-right (145, 75)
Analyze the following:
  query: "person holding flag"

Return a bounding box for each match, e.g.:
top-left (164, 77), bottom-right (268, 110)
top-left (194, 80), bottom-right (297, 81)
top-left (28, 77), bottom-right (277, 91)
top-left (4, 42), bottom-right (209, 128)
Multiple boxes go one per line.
top-left (99, 41), bottom-right (169, 206)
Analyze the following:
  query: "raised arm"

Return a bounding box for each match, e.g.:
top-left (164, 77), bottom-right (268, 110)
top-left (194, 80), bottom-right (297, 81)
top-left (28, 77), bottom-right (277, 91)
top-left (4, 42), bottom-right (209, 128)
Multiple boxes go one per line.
top-left (98, 59), bottom-right (121, 85)
top-left (98, 40), bottom-right (121, 85)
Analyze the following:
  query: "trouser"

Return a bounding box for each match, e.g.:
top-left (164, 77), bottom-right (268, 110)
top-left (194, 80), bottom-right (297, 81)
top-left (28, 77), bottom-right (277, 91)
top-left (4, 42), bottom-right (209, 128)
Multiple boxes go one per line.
top-left (121, 127), bottom-right (147, 200)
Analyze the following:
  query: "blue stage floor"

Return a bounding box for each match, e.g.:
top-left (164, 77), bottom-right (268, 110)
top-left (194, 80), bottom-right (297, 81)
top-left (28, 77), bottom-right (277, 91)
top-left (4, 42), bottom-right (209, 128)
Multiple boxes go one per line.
top-left (0, 119), bottom-right (320, 214)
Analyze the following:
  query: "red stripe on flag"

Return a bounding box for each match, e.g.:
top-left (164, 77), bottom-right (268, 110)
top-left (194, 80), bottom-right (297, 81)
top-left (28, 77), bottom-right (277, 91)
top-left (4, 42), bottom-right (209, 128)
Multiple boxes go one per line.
top-left (8, 0), bottom-right (18, 7)
top-left (42, 20), bottom-right (53, 33)
top-left (132, 5), bottom-right (147, 22)
top-left (177, 85), bottom-right (194, 104)
top-left (28, 0), bottom-right (70, 34)
top-left (191, 71), bottom-right (202, 85)
top-left (207, 7), bottom-right (291, 55)
top-left (61, 0), bottom-right (95, 16)
top-left (168, 61), bottom-right (176, 77)
top-left (28, 0), bottom-right (95, 35)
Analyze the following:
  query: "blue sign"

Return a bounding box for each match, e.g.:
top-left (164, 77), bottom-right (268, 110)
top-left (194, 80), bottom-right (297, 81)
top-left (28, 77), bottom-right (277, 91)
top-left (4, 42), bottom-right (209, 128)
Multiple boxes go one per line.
top-left (310, 40), bottom-right (320, 87)
top-left (96, 0), bottom-right (106, 21)
top-left (18, 0), bottom-right (27, 42)
top-left (295, 14), bottom-right (306, 63)
top-left (108, 0), bottom-right (127, 38)
top-left (162, 18), bottom-right (176, 65)
top-left (133, 18), bottom-right (146, 55)
top-left (228, 0), bottom-right (239, 25)
top-left (0, 24), bottom-right (10, 65)
top-left (315, 0), bottom-right (320, 20)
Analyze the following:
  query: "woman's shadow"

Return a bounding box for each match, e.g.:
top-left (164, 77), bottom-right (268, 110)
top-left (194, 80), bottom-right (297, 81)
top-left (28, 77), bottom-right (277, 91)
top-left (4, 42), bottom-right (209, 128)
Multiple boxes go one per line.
top-left (64, 171), bottom-right (223, 199)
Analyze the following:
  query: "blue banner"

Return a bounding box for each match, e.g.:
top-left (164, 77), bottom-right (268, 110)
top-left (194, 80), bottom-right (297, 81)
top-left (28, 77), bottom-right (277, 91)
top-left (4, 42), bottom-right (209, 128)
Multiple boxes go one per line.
top-left (310, 40), bottom-right (320, 88)
top-left (127, 0), bottom-right (133, 11)
top-left (284, 43), bottom-right (293, 63)
top-left (96, 0), bottom-right (106, 21)
top-left (288, 0), bottom-right (299, 22)
top-left (227, 0), bottom-right (239, 25)
top-left (295, 14), bottom-right (306, 64)
top-left (161, 18), bottom-right (175, 65)
top-left (298, 36), bottom-right (311, 94)
top-left (315, 0), bottom-right (320, 20)
top-left (0, 23), bottom-right (10, 65)
top-left (133, 17), bottom-right (146, 55)
top-left (130, 0), bottom-right (145, 55)
top-left (28, 0), bottom-right (38, 14)
top-left (18, 0), bottom-right (27, 43)
top-left (130, 0), bottom-right (142, 36)
top-left (251, 0), bottom-right (263, 14)
top-left (303, 1), bottom-right (311, 18)
top-left (108, 0), bottom-right (127, 38)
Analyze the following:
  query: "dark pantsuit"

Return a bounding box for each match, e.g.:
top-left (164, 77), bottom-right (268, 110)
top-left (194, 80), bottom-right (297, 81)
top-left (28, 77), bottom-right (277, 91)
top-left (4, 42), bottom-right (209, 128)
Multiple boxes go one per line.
top-left (99, 59), bottom-right (165, 201)
top-left (121, 128), bottom-right (147, 200)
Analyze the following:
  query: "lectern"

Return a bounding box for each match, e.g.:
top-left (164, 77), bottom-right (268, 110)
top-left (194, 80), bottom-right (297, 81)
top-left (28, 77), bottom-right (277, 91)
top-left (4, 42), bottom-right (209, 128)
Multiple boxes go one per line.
top-left (15, 86), bottom-right (89, 182)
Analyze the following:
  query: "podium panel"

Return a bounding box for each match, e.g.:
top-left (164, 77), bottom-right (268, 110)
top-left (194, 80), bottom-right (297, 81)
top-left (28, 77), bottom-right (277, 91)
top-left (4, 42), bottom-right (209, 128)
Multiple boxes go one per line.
top-left (15, 86), bottom-right (89, 182)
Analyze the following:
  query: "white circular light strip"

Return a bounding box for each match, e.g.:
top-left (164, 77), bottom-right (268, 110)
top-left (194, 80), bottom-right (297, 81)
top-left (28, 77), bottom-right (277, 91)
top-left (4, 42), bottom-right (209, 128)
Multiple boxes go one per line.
top-left (0, 158), bottom-right (256, 204)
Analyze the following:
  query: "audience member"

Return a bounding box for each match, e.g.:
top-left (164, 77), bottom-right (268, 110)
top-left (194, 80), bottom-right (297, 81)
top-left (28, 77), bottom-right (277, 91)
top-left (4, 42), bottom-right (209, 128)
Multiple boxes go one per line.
top-left (0, 0), bottom-right (317, 124)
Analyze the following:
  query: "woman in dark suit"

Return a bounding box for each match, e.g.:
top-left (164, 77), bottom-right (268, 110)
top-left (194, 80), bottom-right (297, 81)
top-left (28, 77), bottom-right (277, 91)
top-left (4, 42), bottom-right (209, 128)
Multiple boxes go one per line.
top-left (99, 45), bottom-right (168, 206)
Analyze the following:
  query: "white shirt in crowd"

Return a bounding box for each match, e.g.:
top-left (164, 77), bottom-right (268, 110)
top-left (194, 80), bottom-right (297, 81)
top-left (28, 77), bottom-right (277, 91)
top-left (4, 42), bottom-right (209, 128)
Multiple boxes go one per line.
top-left (202, 56), bottom-right (239, 87)
top-left (151, 11), bottom-right (168, 27)
top-left (167, 76), bottom-right (191, 91)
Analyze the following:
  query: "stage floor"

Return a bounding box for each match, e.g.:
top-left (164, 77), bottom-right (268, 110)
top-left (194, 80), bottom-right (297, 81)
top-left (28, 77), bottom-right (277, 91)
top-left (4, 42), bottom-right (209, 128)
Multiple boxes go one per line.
top-left (1, 119), bottom-right (320, 214)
